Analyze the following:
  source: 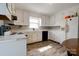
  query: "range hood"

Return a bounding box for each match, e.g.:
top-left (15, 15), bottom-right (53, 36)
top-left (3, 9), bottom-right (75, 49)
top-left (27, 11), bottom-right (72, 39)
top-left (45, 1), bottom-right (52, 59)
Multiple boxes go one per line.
top-left (0, 15), bottom-right (10, 20)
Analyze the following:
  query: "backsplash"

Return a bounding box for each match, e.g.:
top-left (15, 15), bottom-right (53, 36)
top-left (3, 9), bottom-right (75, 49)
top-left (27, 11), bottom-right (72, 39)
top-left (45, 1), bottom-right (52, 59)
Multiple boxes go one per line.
top-left (10, 25), bottom-right (29, 33)
top-left (10, 25), bottom-right (52, 33)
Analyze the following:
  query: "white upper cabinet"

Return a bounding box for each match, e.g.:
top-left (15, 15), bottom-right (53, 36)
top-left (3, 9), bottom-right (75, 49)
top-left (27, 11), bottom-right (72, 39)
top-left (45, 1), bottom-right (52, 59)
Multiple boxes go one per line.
top-left (11, 4), bottom-right (16, 15)
top-left (41, 16), bottom-right (45, 26)
top-left (23, 11), bottom-right (29, 25)
top-left (41, 15), bottom-right (50, 26)
top-left (0, 3), bottom-right (6, 15)
top-left (5, 3), bottom-right (12, 20)
top-left (49, 16), bottom-right (55, 26)
top-left (14, 9), bottom-right (24, 25)
top-left (0, 3), bottom-right (15, 20)
top-left (14, 9), bottom-right (29, 25)
top-left (0, 3), bottom-right (11, 20)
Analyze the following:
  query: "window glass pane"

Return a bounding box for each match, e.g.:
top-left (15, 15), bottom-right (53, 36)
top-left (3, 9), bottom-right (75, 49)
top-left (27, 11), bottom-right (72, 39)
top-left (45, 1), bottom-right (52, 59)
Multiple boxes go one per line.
top-left (29, 16), bottom-right (41, 28)
top-left (30, 18), bottom-right (39, 23)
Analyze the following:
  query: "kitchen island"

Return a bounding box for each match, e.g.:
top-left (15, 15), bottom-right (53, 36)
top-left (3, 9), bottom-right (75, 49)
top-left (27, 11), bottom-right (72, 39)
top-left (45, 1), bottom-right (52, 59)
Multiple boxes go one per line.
top-left (0, 34), bottom-right (26, 56)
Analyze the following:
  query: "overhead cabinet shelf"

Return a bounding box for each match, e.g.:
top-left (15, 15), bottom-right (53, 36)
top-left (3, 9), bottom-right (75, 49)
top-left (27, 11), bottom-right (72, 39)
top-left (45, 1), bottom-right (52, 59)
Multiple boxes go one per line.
top-left (40, 26), bottom-right (60, 29)
top-left (0, 3), bottom-right (16, 20)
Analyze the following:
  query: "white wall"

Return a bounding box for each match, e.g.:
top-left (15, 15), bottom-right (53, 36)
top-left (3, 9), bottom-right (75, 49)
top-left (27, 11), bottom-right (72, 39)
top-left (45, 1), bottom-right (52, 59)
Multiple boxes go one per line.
top-left (49, 6), bottom-right (79, 43)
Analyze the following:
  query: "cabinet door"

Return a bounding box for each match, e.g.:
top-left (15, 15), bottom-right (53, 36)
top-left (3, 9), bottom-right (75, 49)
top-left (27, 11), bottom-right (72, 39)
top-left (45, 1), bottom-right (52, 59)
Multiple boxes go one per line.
top-left (0, 3), bottom-right (13, 20)
top-left (27, 32), bottom-right (33, 44)
top-left (5, 3), bottom-right (12, 20)
top-left (14, 9), bottom-right (29, 25)
top-left (41, 16), bottom-right (45, 26)
top-left (27, 31), bottom-right (42, 44)
top-left (32, 32), bottom-right (38, 43)
top-left (41, 16), bottom-right (50, 26)
top-left (37, 31), bottom-right (42, 41)
top-left (32, 31), bottom-right (42, 43)
top-left (14, 9), bottom-right (24, 25)
top-left (23, 11), bottom-right (29, 25)
top-left (16, 39), bottom-right (26, 56)
top-left (11, 3), bottom-right (16, 15)
top-left (0, 3), bottom-right (6, 15)
top-left (50, 16), bottom-right (55, 26)
top-left (0, 40), bottom-right (16, 56)
top-left (6, 3), bottom-right (16, 20)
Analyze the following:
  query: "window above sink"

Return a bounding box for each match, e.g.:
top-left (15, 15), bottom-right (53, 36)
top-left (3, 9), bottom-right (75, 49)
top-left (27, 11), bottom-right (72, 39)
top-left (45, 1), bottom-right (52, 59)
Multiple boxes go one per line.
top-left (29, 16), bottom-right (41, 29)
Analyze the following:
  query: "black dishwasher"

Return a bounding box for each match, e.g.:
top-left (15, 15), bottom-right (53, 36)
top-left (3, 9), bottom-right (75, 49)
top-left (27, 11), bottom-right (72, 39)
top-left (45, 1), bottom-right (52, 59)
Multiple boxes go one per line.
top-left (42, 31), bottom-right (48, 41)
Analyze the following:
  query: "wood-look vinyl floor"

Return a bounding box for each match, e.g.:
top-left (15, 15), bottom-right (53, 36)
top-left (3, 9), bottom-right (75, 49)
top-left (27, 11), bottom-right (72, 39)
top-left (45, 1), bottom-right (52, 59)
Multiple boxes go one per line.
top-left (27, 40), bottom-right (67, 56)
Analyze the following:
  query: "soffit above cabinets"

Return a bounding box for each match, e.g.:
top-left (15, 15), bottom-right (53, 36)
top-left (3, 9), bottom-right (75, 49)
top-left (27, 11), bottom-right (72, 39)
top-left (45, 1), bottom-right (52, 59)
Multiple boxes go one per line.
top-left (15, 3), bottom-right (79, 15)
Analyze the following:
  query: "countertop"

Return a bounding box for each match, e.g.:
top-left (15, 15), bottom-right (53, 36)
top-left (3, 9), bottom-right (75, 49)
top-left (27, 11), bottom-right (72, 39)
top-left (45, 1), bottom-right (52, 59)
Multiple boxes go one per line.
top-left (0, 34), bottom-right (26, 41)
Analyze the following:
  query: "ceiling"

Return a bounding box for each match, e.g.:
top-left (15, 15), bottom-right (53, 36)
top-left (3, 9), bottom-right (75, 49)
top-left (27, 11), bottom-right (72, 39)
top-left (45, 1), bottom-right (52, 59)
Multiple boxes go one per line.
top-left (15, 3), bottom-right (79, 15)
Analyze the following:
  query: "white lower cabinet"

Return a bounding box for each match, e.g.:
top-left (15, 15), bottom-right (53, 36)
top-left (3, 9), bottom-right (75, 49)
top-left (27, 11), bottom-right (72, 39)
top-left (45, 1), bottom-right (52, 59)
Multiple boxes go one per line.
top-left (32, 32), bottom-right (38, 43)
top-left (49, 30), bottom-right (65, 44)
top-left (37, 31), bottom-right (42, 42)
top-left (27, 31), bottom-right (42, 44)
top-left (27, 32), bottom-right (33, 44)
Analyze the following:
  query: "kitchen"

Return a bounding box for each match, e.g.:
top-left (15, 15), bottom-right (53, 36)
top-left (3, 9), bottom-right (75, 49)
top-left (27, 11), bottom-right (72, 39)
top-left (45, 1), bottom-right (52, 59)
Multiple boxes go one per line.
top-left (0, 3), bottom-right (79, 56)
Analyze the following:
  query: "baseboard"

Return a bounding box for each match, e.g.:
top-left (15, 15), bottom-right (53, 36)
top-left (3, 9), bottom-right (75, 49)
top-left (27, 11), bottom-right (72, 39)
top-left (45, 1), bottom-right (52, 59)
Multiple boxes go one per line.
top-left (27, 39), bottom-right (60, 45)
top-left (27, 40), bottom-right (50, 45)
top-left (48, 39), bottom-right (60, 44)
top-left (27, 41), bottom-right (42, 45)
